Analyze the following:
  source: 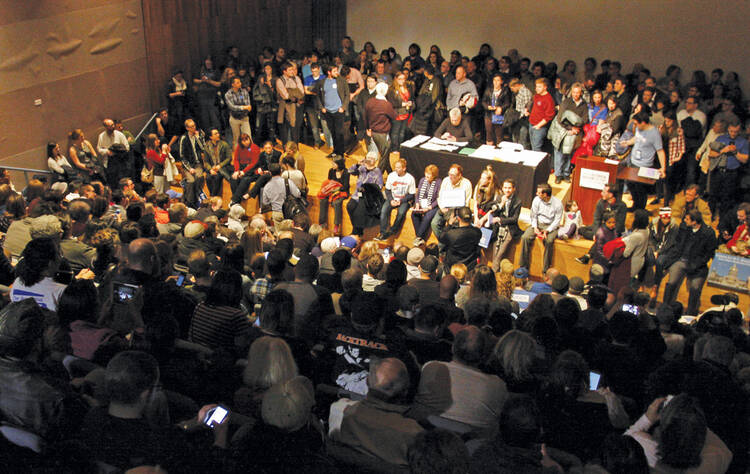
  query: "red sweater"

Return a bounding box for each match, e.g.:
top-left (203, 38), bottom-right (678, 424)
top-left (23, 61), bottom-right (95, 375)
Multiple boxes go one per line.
top-left (529, 92), bottom-right (556, 127)
top-left (233, 143), bottom-right (261, 173)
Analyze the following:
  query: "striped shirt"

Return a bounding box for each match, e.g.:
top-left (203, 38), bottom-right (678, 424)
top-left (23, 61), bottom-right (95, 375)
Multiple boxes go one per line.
top-left (188, 302), bottom-right (251, 350)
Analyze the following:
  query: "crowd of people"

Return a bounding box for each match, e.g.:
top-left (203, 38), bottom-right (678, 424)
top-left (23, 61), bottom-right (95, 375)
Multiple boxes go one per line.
top-left (0, 35), bottom-right (745, 473)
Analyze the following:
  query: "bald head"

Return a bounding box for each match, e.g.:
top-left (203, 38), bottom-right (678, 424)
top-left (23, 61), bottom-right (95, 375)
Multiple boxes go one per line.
top-left (544, 267), bottom-right (560, 284)
top-left (367, 357), bottom-right (409, 401)
top-left (127, 238), bottom-right (157, 273)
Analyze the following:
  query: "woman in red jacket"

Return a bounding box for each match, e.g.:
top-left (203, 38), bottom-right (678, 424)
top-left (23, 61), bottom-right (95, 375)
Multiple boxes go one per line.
top-left (145, 133), bottom-right (166, 193)
top-left (229, 133), bottom-right (264, 205)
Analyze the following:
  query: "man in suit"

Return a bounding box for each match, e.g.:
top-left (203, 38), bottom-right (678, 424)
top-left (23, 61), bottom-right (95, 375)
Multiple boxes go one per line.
top-left (481, 178), bottom-right (522, 272)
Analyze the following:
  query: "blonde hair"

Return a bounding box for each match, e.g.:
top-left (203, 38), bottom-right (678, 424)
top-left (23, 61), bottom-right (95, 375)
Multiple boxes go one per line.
top-left (242, 336), bottom-right (298, 390)
top-left (493, 330), bottom-right (536, 381)
top-left (450, 263), bottom-right (467, 284)
top-left (358, 241), bottom-right (380, 262)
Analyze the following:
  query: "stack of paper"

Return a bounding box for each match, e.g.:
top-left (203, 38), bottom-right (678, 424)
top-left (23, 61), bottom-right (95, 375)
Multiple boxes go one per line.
top-left (470, 145), bottom-right (500, 160)
top-left (401, 135), bottom-right (430, 148)
top-left (520, 151), bottom-right (547, 167)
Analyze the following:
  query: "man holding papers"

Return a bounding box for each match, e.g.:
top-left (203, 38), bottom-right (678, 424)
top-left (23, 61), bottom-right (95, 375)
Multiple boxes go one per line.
top-left (431, 164), bottom-right (472, 240)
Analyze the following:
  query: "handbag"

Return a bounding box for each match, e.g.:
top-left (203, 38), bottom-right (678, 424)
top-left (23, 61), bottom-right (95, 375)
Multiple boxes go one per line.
top-left (282, 178), bottom-right (308, 219)
top-left (141, 165), bottom-right (154, 184)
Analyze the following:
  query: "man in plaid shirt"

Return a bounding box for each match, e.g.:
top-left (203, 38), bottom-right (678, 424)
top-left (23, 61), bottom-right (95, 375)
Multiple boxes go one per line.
top-left (509, 78), bottom-right (532, 149)
top-left (225, 76), bottom-right (252, 145)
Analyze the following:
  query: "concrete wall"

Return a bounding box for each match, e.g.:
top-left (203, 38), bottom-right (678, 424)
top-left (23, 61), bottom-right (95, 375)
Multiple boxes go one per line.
top-left (348, 0), bottom-right (748, 92)
top-left (0, 0), bottom-right (150, 179)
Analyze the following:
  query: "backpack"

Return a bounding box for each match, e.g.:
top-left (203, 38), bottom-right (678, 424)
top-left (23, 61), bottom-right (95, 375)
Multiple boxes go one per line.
top-left (282, 178), bottom-right (308, 219)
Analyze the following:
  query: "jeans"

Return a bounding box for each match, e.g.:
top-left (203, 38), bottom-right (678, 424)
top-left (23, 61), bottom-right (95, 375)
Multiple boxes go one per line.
top-left (411, 207), bottom-right (438, 240)
top-left (305, 107), bottom-right (323, 146)
top-left (319, 196), bottom-right (345, 226)
top-left (520, 225), bottom-right (556, 272)
top-left (323, 111), bottom-right (347, 155)
top-left (206, 167), bottom-right (231, 196)
top-left (380, 200), bottom-right (411, 235)
top-left (491, 231), bottom-right (515, 272)
top-left (662, 260), bottom-right (707, 315)
top-left (512, 118), bottom-right (530, 150)
top-left (182, 167), bottom-right (205, 208)
top-left (529, 124), bottom-right (548, 151)
top-left (390, 119), bottom-right (408, 149)
top-left (553, 149), bottom-right (572, 178)
top-left (255, 111), bottom-right (276, 142)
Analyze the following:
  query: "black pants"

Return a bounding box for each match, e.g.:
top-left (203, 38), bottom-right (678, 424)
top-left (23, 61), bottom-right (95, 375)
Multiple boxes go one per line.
top-left (709, 168), bottom-right (738, 217)
top-left (323, 111), bottom-right (347, 156)
top-left (231, 174), bottom-right (260, 203)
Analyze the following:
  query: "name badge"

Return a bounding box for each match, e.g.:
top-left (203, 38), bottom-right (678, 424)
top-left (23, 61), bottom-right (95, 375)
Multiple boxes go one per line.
top-left (332, 83), bottom-right (337, 89)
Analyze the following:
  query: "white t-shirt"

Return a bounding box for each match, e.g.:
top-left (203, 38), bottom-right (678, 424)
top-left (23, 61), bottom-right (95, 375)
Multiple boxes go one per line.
top-left (10, 277), bottom-right (67, 311)
top-left (385, 172), bottom-right (416, 201)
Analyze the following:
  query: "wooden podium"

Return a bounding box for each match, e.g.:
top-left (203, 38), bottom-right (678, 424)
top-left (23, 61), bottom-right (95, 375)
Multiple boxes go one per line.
top-left (571, 156), bottom-right (620, 225)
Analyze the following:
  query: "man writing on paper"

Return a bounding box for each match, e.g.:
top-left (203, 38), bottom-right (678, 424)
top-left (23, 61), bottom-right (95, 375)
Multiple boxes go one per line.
top-left (434, 108), bottom-right (473, 142)
top-left (431, 164), bottom-right (472, 240)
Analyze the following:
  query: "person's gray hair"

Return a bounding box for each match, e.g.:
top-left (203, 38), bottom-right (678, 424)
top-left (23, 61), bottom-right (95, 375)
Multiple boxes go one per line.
top-left (375, 81), bottom-right (389, 96)
top-left (364, 151), bottom-right (378, 165)
top-left (449, 108), bottom-right (461, 120)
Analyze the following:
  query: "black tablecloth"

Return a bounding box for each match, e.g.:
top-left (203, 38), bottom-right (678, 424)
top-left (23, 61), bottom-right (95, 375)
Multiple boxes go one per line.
top-left (399, 145), bottom-right (551, 208)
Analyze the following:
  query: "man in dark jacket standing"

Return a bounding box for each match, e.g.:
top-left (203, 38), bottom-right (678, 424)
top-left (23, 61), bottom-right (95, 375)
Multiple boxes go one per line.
top-left (312, 64), bottom-right (350, 157)
top-left (662, 209), bottom-right (717, 315)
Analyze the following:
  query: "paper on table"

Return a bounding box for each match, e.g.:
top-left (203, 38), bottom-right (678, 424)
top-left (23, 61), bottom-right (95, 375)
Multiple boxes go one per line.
top-left (498, 141), bottom-right (524, 151)
top-left (401, 135), bottom-right (430, 148)
top-left (470, 145), bottom-right (500, 159)
top-left (520, 151), bottom-right (547, 167)
top-left (604, 159), bottom-right (620, 165)
top-left (429, 137), bottom-right (468, 147)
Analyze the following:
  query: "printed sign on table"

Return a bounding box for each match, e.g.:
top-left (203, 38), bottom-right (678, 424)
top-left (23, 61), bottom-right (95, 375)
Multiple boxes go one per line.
top-left (579, 168), bottom-right (610, 190)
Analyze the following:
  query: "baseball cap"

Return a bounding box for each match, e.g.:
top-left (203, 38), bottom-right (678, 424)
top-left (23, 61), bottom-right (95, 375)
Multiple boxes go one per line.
top-left (513, 267), bottom-right (529, 279)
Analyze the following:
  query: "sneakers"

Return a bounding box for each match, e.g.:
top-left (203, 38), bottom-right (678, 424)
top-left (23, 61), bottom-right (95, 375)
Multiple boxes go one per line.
top-left (413, 237), bottom-right (425, 247)
top-left (555, 176), bottom-right (562, 184)
top-left (575, 254), bottom-right (590, 264)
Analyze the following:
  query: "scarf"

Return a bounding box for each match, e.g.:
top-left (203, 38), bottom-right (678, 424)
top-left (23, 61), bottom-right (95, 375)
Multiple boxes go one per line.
top-left (173, 76), bottom-right (187, 92)
top-left (418, 178), bottom-right (438, 204)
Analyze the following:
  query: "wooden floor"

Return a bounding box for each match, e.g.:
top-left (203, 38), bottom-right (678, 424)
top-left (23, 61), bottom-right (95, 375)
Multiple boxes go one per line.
top-left (213, 141), bottom-right (748, 316)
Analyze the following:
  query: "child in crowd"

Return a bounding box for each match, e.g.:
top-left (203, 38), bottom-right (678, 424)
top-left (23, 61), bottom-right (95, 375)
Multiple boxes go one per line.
top-left (557, 200), bottom-right (582, 240)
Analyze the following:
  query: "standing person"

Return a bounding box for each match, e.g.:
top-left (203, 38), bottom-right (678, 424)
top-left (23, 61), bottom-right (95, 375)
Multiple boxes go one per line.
top-left (204, 128), bottom-right (232, 197)
top-left (364, 82), bottom-right (396, 172)
top-left (252, 63), bottom-right (278, 144)
top-left (646, 207), bottom-right (679, 305)
top-left (623, 110), bottom-right (666, 210)
top-left (508, 78), bottom-right (533, 149)
top-left (410, 64), bottom-right (444, 136)
top-left (96, 118), bottom-right (130, 186)
top-left (482, 73), bottom-right (511, 145)
top-left (658, 109), bottom-right (686, 205)
top-left (708, 120), bottom-right (748, 219)
top-left (677, 95), bottom-right (707, 186)
top-left (375, 158), bottom-right (416, 241)
top-left (166, 69), bottom-right (189, 131)
top-left (355, 74), bottom-right (378, 147)
top-left (193, 56), bottom-right (222, 132)
top-left (178, 119), bottom-right (207, 209)
top-left (520, 183), bottom-right (563, 272)
top-left (312, 64), bottom-right (350, 158)
top-left (387, 70), bottom-right (415, 150)
top-left (411, 165), bottom-right (442, 246)
top-left (478, 178), bottom-right (522, 272)
top-left (303, 62), bottom-right (325, 149)
top-left (549, 83), bottom-right (588, 183)
top-left (225, 76), bottom-right (253, 145)
top-left (144, 134), bottom-right (166, 193)
top-left (276, 62), bottom-right (305, 143)
top-left (662, 209), bottom-right (717, 315)
top-left (528, 78), bottom-right (556, 151)
top-left (445, 66), bottom-right (478, 112)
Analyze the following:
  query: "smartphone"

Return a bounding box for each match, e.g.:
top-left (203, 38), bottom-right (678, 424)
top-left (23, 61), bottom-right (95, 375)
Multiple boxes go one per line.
top-left (203, 405), bottom-right (229, 428)
top-left (176, 273), bottom-right (186, 287)
top-left (589, 371), bottom-right (601, 391)
top-left (113, 283), bottom-right (138, 303)
top-left (621, 304), bottom-right (639, 316)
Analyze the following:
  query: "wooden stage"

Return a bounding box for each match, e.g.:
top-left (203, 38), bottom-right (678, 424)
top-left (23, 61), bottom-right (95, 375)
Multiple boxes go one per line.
top-left (218, 141), bottom-right (748, 315)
